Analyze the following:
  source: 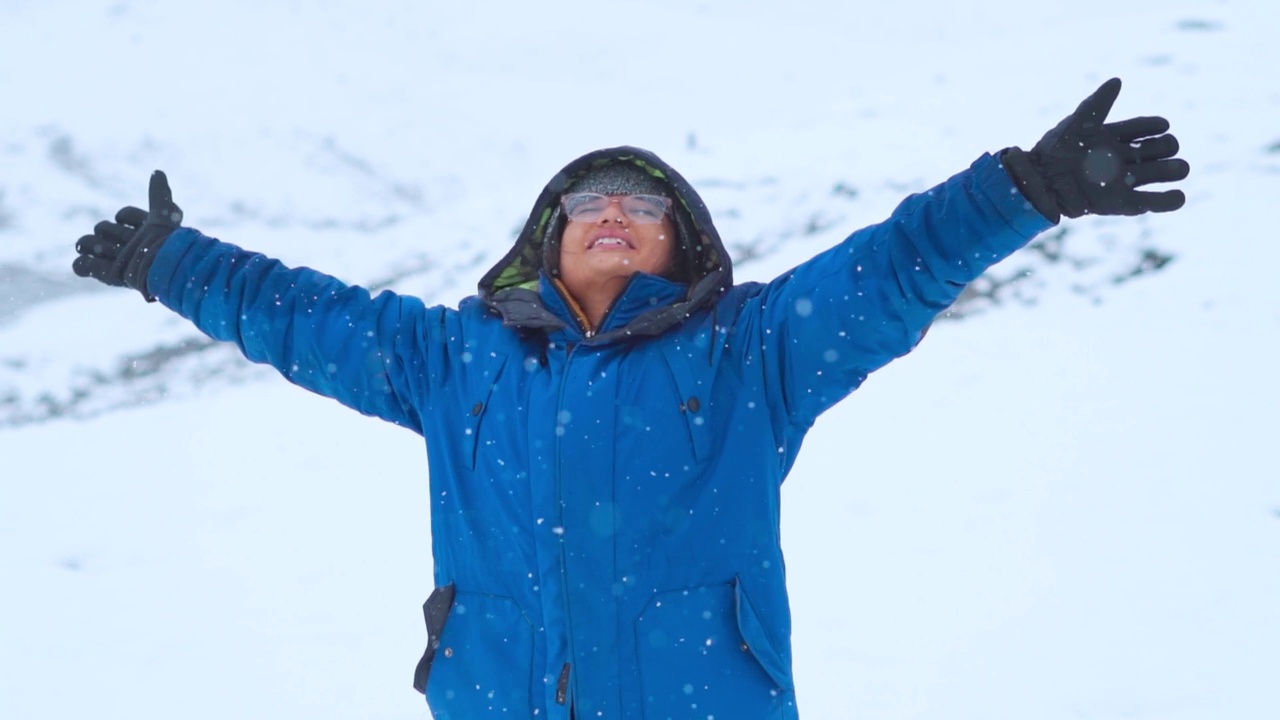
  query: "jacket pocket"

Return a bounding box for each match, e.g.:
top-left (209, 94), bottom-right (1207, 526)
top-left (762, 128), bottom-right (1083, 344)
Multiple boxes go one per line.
top-left (462, 355), bottom-right (508, 470)
top-left (422, 590), bottom-right (534, 718)
top-left (636, 580), bottom-right (790, 720)
top-left (659, 342), bottom-right (712, 462)
top-left (412, 584), bottom-right (456, 694)
top-left (734, 578), bottom-right (793, 692)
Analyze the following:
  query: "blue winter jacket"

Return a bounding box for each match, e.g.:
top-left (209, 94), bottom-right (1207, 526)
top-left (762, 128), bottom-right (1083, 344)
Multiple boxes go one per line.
top-left (146, 147), bottom-right (1051, 719)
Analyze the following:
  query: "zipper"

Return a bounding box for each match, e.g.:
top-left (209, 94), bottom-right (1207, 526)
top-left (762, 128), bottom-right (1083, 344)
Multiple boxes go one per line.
top-left (556, 662), bottom-right (572, 705)
top-left (551, 277), bottom-right (594, 337)
top-left (553, 342), bottom-right (578, 711)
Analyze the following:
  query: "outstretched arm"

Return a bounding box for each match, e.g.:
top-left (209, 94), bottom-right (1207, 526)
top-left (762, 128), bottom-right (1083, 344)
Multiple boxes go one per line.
top-left (748, 78), bottom-right (1189, 430)
top-left (73, 172), bottom-right (437, 433)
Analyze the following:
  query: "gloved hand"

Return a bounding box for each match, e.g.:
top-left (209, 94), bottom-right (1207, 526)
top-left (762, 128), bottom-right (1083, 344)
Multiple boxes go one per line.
top-left (72, 170), bottom-right (184, 300)
top-left (1002, 78), bottom-right (1190, 224)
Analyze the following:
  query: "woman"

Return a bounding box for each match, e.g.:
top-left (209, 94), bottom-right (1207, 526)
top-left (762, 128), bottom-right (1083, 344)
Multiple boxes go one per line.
top-left (72, 78), bottom-right (1186, 719)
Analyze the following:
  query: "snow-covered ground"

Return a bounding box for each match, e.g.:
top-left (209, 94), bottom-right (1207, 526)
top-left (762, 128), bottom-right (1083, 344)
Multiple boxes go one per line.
top-left (1, 1), bottom-right (1276, 718)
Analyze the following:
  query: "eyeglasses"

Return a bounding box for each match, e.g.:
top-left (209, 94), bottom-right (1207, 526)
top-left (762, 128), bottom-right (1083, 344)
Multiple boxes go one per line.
top-left (560, 193), bottom-right (671, 224)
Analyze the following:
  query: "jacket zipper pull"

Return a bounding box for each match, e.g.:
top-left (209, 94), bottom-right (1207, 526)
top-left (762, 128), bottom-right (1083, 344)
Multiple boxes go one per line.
top-left (556, 662), bottom-right (571, 705)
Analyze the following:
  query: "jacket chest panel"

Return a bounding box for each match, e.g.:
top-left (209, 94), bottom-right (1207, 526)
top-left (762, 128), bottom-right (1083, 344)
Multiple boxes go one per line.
top-left (435, 331), bottom-right (785, 560)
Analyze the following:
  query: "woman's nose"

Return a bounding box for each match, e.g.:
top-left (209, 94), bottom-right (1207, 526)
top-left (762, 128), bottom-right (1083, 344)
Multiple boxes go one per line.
top-left (596, 200), bottom-right (627, 224)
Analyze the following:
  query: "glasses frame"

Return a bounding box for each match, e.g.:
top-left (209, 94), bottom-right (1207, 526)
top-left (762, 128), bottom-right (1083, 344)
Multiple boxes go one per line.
top-left (560, 192), bottom-right (673, 225)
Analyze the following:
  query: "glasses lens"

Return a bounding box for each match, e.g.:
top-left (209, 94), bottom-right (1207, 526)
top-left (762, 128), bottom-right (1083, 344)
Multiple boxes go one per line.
top-left (619, 195), bottom-right (669, 224)
top-left (562, 193), bottom-right (608, 221)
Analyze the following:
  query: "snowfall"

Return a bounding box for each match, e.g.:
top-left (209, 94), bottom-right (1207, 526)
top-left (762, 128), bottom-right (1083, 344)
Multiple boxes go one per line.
top-left (1, 1), bottom-right (1276, 718)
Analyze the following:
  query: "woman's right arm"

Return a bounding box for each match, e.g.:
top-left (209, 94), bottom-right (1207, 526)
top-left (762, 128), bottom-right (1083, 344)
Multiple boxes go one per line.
top-left (147, 226), bottom-right (442, 434)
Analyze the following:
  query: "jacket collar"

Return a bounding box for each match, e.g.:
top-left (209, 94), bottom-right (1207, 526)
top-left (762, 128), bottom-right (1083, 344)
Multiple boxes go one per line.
top-left (538, 271), bottom-right (689, 343)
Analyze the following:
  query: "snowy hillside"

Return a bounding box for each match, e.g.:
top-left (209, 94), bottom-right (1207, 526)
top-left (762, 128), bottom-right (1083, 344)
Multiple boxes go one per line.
top-left (1, 1), bottom-right (1277, 719)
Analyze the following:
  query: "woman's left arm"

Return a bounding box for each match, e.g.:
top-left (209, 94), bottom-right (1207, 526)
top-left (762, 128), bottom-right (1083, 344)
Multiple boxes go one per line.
top-left (750, 152), bottom-right (1052, 429)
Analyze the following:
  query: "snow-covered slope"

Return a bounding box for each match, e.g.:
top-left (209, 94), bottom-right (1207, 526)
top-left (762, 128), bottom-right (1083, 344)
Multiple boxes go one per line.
top-left (1, 1), bottom-right (1276, 718)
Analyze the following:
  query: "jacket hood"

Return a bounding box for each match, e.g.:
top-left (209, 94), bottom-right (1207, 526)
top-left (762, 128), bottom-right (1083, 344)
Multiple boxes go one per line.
top-left (478, 146), bottom-right (733, 341)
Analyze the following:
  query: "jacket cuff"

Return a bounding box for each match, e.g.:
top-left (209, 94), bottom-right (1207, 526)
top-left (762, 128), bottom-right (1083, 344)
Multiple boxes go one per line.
top-left (145, 227), bottom-right (205, 307)
top-left (996, 147), bottom-right (1061, 225)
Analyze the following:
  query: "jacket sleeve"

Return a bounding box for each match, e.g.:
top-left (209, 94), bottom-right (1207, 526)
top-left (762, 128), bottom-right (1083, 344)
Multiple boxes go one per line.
top-left (146, 227), bottom-right (441, 433)
top-left (750, 152), bottom-right (1054, 430)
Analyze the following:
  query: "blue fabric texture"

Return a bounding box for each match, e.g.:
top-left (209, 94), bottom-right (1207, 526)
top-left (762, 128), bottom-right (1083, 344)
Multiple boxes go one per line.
top-left (147, 151), bottom-right (1050, 719)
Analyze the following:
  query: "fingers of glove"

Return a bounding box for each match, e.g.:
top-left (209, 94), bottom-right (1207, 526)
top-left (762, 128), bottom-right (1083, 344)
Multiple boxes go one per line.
top-left (115, 205), bottom-right (148, 227)
top-left (1132, 188), bottom-right (1187, 214)
top-left (93, 220), bottom-right (136, 246)
top-left (149, 170), bottom-right (172, 209)
top-left (72, 253), bottom-right (121, 282)
top-left (1105, 116), bottom-right (1170, 142)
top-left (148, 170), bottom-right (183, 224)
top-left (1128, 133), bottom-right (1180, 162)
top-left (1125, 158), bottom-right (1191, 188)
top-left (78, 230), bottom-right (124, 259)
top-left (1073, 77), bottom-right (1122, 129)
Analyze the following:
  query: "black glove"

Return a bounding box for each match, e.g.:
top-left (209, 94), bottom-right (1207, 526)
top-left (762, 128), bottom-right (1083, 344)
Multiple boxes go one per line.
top-left (72, 170), bottom-right (184, 300)
top-left (1002, 78), bottom-right (1190, 224)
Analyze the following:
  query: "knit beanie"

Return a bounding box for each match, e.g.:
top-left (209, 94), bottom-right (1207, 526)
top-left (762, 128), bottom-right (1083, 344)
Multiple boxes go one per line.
top-left (571, 162), bottom-right (670, 197)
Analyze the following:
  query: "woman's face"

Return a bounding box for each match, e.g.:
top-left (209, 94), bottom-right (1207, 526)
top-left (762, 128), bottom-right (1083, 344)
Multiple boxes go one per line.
top-left (557, 195), bottom-right (676, 293)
